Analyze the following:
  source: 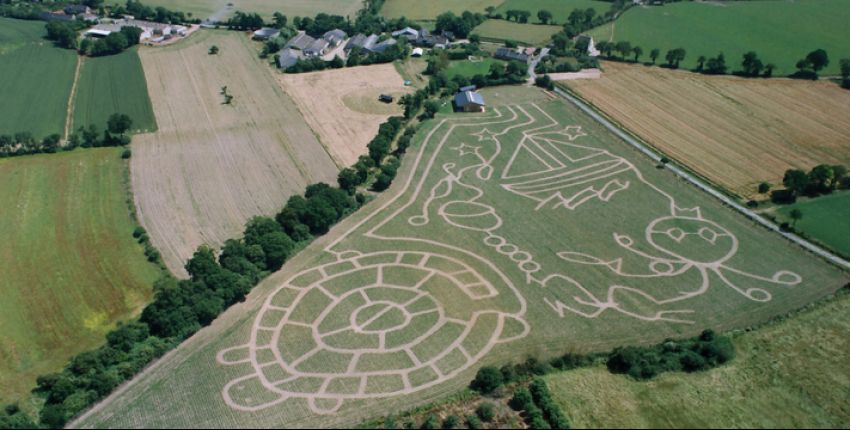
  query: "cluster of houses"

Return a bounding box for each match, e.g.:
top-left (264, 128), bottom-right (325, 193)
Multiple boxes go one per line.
top-left (275, 28), bottom-right (400, 69)
top-left (84, 18), bottom-right (189, 43)
top-left (40, 4), bottom-right (98, 23)
top-left (391, 27), bottom-right (454, 49)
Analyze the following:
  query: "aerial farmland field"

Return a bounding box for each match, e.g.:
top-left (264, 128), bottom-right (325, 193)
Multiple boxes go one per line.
top-left (277, 64), bottom-right (412, 167)
top-left (141, 0), bottom-right (363, 20)
top-left (72, 48), bottom-right (157, 134)
top-left (0, 149), bottom-right (162, 405)
top-left (0, 17), bottom-right (77, 139)
top-left (563, 61), bottom-right (850, 197)
top-left (589, 0), bottom-right (850, 76)
top-left (546, 290), bottom-right (850, 428)
top-left (774, 193), bottom-right (850, 258)
top-left (381, 0), bottom-right (503, 20)
top-left (471, 19), bottom-right (561, 46)
top-left (131, 30), bottom-right (339, 277)
top-left (71, 86), bottom-right (848, 429)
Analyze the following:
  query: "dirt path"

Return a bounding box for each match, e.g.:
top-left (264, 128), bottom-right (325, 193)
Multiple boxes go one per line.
top-left (63, 55), bottom-right (83, 142)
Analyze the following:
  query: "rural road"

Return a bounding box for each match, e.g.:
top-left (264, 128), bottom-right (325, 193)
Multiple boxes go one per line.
top-left (553, 86), bottom-right (850, 271)
top-left (527, 47), bottom-right (550, 83)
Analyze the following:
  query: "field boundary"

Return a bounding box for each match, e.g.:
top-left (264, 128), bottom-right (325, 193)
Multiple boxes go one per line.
top-left (553, 86), bottom-right (850, 272)
top-left (63, 55), bottom-right (83, 141)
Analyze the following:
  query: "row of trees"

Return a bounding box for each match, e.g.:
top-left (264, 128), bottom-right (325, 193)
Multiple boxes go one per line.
top-left (434, 10), bottom-right (486, 39)
top-left (0, 113), bottom-right (134, 158)
top-left (777, 164), bottom-right (849, 203)
top-left (607, 330), bottom-right (735, 380)
top-left (509, 379), bottom-right (571, 429)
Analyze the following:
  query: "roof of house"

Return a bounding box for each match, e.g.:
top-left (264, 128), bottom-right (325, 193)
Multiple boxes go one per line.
top-left (323, 29), bottom-right (347, 41)
top-left (40, 11), bottom-right (74, 22)
top-left (411, 47), bottom-right (424, 56)
top-left (277, 48), bottom-right (303, 69)
top-left (495, 47), bottom-right (530, 62)
top-left (305, 38), bottom-right (329, 54)
top-left (392, 27), bottom-right (418, 37)
top-left (459, 85), bottom-right (477, 93)
top-left (64, 5), bottom-right (90, 15)
top-left (253, 28), bottom-right (280, 38)
top-left (345, 34), bottom-right (368, 50)
top-left (371, 38), bottom-right (397, 53)
top-left (455, 91), bottom-right (485, 107)
top-left (285, 32), bottom-right (316, 51)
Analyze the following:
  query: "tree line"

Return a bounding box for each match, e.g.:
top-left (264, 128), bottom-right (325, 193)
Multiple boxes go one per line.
top-left (0, 113), bottom-right (134, 158)
top-left (771, 164), bottom-right (850, 204)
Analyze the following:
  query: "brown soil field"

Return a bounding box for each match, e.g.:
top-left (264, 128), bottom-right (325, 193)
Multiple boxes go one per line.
top-left (133, 31), bottom-right (338, 277)
top-left (276, 64), bottom-right (412, 167)
top-left (564, 61), bottom-right (850, 197)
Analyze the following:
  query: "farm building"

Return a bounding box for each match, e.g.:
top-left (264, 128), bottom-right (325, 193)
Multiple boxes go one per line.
top-left (323, 29), bottom-right (348, 47)
top-left (84, 19), bottom-right (188, 43)
top-left (277, 48), bottom-right (304, 69)
top-left (411, 47), bottom-right (424, 57)
top-left (371, 38), bottom-right (397, 54)
top-left (253, 28), bottom-right (280, 40)
top-left (459, 85), bottom-right (476, 93)
top-left (285, 32), bottom-right (315, 51)
top-left (305, 38), bottom-right (330, 56)
top-left (495, 47), bottom-right (531, 64)
top-left (392, 27), bottom-right (419, 39)
top-left (454, 91), bottom-right (486, 113)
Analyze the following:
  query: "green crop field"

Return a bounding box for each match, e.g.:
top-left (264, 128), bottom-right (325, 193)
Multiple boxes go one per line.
top-left (494, 0), bottom-right (611, 25)
top-left (0, 149), bottom-right (163, 404)
top-left (589, 0), bottom-right (850, 76)
top-left (0, 17), bottom-right (77, 139)
top-left (546, 290), bottom-right (850, 428)
top-left (141, 0), bottom-right (363, 20)
top-left (73, 48), bottom-right (157, 133)
top-left (382, 0), bottom-right (503, 20)
top-left (71, 86), bottom-right (848, 428)
top-left (472, 19), bottom-right (561, 46)
top-left (775, 192), bottom-right (850, 258)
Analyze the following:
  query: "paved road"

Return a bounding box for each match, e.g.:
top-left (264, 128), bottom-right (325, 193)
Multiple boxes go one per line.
top-left (554, 86), bottom-right (850, 271)
top-left (527, 47), bottom-right (550, 83)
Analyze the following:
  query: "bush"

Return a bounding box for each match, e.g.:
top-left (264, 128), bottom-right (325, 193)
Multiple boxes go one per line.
top-left (476, 402), bottom-right (496, 422)
top-left (465, 414), bottom-right (482, 429)
top-left (509, 387), bottom-right (534, 411)
top-left (606, 329), bottom-right (735, 380)
top-left (121, 149), bottom-right (132, 159)
top-left (470, 366), bottom-right (503, 394)
top-left (420, 414), bottom-right (439, 429)
top-left (442, 415), bottom-right (460, 429)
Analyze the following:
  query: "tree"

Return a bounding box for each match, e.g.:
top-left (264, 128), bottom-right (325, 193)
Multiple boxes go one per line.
top-left (665, 48), bottom-right (686, 68)
top-left (758, 182), bottom-right (771, 194)
top-left (272, 12), bottom-right (287, 28)
top-left (476, 402), bottom-right (495, 422)
top-left (107, 113), bottom-right (133, 135)
top-left (783, 169), bottom-right (809, 196)
top-left (120, 26), bottom-right (143, 46)
top-left (209, 45), bottom-right (219, 55)
top-left (421, 100), bottom-right (441, 120)
top-left (808, 164), bottom-right (835, 193)
top-left (841, 58), bottom-right (850, 80)
top-left (696, 55), bottom-right (706, 72)
top-left (789, 208), bottom-right (803, 228)
top-left (537, 9), bottom-right (553, 24)
top-left (741, 51), bottom-right (764, 77)
top-left (704, 53), bottom-right (727, 75)
top-left (337, 167), bottom-right (361, 192)
top-left (632, 46), bottom-right (643, 63)
top-left (805, 49), bottom-right (829, 72)
top-left (649, 48), bottom-right (660, 64)
top-left (470, 366), bottom-right (503, 394)
top-left (614, 41), bottom-right (631, 60)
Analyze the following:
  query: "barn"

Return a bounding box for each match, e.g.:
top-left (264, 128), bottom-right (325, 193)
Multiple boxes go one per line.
top-left (454, 91), bottom-right (486, 113)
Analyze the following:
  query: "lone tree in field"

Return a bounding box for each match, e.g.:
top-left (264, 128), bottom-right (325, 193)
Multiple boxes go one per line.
top-left (789, 208), bottom-right (803, 228)
top-left (537, 9), bottom-right (553, 24)
top-left (209, 45), bottom-right (219, 55)
top-left (649, 48), bottom-right (660, 64)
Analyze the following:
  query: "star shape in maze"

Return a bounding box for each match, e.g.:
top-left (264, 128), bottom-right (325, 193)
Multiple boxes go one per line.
top-left (471, 129), bottom-right (499, 141)
top-left (453, 143), bottom-right (480, 156)
top-left (555, 126), bottom-right (587, 141)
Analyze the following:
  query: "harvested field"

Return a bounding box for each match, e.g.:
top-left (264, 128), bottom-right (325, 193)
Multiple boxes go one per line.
top-left (277, 64), bottom-right (411, 167)
top-left (0, 149), bottom-right (161, 404)
top-left (74, 86), bottom-right (847, 429)
top-left (133, 31), bottom-right (338, 277)
top-left (564, 62), bottom-right (850, 197)
top-left (471, 20), bottom-right (562, 46)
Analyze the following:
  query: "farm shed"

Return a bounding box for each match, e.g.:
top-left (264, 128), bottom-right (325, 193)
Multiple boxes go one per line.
top-left (454, 91), bottom-right (486, 113)
top-left (253, 27), bottom-right (280, 40)
top-left (322, 29), bottom-right (348, 47)
top-left (277, 48), bottom-right (303, 70)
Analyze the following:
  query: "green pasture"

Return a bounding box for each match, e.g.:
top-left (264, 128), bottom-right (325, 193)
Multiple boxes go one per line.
top-left (445, 57), bottom-right (504, 79)
top-left (588, 0), bottom-right (850, 76)
top-left (776, 192), bottom-right (850, 258)
top-left (0, 17), bottom-right (77, 139)
top-left (472, 19), bottom-right (561, 46)
top-left (494, 0), bottom-right (611, 24)
top-left (73, 48), bottom-right (157, 133)
top-left (381, 0), bottom-right (503, 20)
top-left (73, 86), bottom-right (848, 429)
top-left (546, 290), bottom-right (850, 428)
top-left (0, 149), bottom-right (162, 404)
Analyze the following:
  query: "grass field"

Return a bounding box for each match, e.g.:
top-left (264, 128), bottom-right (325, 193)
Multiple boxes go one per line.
top-left (72, 86), bottom-right (848, 429)
top-left (493, 0), bottom-right (611, 25)
top-left (132, 30), bottom-right (338, 278)
top-left (546, 290), bottom-right (850, 428)
top-left (589, 0), bottom-right (850, 76)
top-left (0, 149), bottom-right (162, 404)
top-left (564, 61), bottom-right (850, 197)
top-left (472, 19), bottom-right (561, 46)
top-left (0, 17), bottom-right (77, 138)
top-left (774, 192), bottom-right (850, 258)
top-left (381, 0), bottom-right (503, 20)
top-left (445, 57), bottom-right (504, 79)
top-left (277, 64), bottom-right (411, 167)
top-left (72, 48), bottom-right (157, 134)
top-left (142, 0), bottom-right (363, 20)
